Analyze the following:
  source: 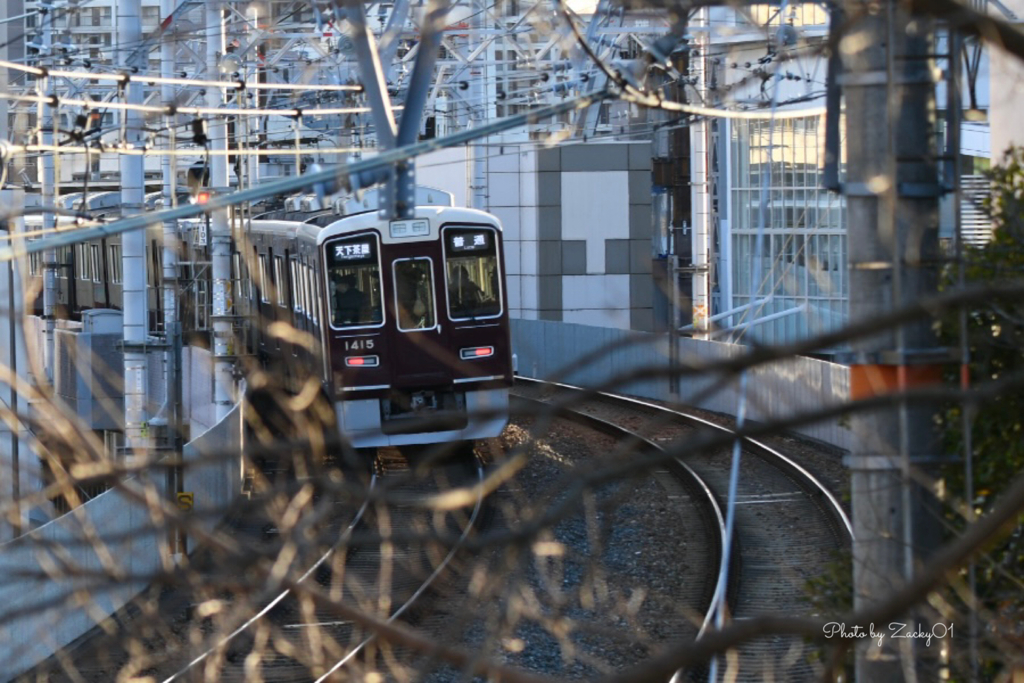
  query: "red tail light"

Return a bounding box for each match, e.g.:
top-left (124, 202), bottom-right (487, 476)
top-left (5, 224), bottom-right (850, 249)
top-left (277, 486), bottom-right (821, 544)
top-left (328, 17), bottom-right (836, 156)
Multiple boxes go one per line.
top-left (345, 355), bottom-right (379, 367)
top-left (460, 346), bottom-right (494, 360)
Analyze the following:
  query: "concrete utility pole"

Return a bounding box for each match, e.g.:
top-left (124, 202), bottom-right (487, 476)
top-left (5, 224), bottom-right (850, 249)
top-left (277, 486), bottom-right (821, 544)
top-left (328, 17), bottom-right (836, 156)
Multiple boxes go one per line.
top-left (207, 1), bottom-right (236, 423)
top-left (161, 0), bottom-right (179, 342)
top-left (689, 6), bottom-right (711, 340)
top-left (120, 0), bottom-right (150, 456)
top-left (37, 10), bottom-right (56, 384)
top-left (842, 1), bottom-right (944, 681)
top-left (470, 0), bottom-right (489, 212)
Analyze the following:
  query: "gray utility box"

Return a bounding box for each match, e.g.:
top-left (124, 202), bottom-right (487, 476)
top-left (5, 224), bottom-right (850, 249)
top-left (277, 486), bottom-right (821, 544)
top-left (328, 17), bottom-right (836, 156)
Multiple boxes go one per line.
top-left (55, 309), bottom-right (125, 431)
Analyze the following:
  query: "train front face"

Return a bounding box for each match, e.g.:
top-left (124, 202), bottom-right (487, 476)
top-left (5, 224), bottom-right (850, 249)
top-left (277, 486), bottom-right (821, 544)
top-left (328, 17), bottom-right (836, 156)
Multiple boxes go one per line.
top-left (319, 207), bottom-right (512, 448)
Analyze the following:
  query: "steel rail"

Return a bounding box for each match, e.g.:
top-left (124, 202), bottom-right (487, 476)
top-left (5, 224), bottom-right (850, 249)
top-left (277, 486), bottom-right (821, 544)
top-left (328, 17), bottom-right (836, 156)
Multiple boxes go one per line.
top-left (516, 376), bottom-right (853, 541)
top-left (313, 456), bottom-right (487, 682)
top-left (160, 472), bottom-right (379, 683)
top-left (511, 386), bottom-right (728, 641)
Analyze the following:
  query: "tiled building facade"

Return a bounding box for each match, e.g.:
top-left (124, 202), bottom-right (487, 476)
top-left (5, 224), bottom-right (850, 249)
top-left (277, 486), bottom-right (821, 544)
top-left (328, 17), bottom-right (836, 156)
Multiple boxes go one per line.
top-left (481, 141), bottom-right (656, 331)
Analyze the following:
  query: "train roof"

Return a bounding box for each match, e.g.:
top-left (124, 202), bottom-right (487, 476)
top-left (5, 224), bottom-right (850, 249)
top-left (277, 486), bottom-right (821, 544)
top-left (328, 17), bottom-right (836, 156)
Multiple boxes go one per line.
top-left (317, 206), bottom-right (502, 246)
top-left (247, 218), bottom-right (325, 245)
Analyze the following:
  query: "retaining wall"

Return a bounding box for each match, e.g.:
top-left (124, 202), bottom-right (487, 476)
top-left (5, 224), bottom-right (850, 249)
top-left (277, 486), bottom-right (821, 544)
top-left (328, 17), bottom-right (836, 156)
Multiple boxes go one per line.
top-left (0, 386), bottom-right (242, 680)
top-left (511, 319), bottom-right (852, 451)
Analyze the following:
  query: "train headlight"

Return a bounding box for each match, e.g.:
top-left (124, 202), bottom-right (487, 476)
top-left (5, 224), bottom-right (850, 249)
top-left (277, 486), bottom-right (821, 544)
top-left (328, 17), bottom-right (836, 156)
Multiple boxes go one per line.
top-left (460, 346), bottom-right (494, 360)
top-left (345, 355), bottom-right (379, 367)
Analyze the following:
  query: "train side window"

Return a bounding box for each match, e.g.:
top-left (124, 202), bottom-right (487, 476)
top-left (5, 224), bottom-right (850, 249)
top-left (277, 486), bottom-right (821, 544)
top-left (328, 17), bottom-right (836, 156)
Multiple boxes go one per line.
top-left (90, 245), bottom-right (101, 283)
top-left (310, 269), bottom-right (319, 326)
top-left (258, 254), bottom-right (269, 303)
top-left (308, 266), bottom-right (319, 325)
top-left (108, 245), bottom-right (122, 284)
top-left (324, 234), bottom-right (384, 329)
top-left (290, 259), bottom-right (303, 313)
top-left (393, 258), bottom-right (436, 331)
top-left (301, 264), bottom-right (311, 318)
top-left (442, 227), bottom-right (502, 321)
top-left (232, 252), bottom-right (243, 304)
top-left (274, 255), bottom-right (286, 307)
top-left (75, 244), bottom-right (91, 281)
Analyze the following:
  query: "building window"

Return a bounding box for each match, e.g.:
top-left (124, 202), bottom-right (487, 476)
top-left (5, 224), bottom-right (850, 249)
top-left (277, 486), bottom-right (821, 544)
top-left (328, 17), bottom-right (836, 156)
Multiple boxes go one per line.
top-left (727, 115), bottom-right (847, 346)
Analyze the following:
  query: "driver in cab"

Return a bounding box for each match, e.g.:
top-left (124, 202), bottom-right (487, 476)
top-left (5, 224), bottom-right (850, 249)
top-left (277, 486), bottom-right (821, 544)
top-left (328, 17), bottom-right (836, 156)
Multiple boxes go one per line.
top-left (332, 274), bottom-right (365, 325)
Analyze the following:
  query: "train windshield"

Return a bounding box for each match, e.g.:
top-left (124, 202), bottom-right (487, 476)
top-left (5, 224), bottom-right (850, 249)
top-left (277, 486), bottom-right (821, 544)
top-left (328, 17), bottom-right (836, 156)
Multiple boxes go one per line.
top-left (324, 235), bottom-right (384, 328)
top-left (393, 258), bottom-right (437, 331)
top-left (443, 227), bottom-right (502, 320)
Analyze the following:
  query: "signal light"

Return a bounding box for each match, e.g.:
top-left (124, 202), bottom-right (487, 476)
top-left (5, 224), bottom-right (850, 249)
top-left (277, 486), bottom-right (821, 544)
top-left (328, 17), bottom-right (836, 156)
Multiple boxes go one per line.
top-left (345, 355), bottom-right (379, 367)
top-left (460, 346), bottom-right (494, 360)
top-left (195, 191), bottom-right (211, 205)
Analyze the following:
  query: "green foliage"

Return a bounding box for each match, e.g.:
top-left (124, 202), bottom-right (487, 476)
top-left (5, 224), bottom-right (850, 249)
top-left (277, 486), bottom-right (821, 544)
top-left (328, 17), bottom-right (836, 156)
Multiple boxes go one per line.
top-left (937, 146), bottom-right (1024, 680)
top-left (939, 145), bottom-right (1024, 511)
top-left (805, 549), bottom-right (853, 615)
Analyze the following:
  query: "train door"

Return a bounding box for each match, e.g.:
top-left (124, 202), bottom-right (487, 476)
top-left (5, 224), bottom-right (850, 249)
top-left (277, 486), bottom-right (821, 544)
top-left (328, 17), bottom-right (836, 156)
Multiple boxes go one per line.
top-left (387, 252), bottom-right (452, 388)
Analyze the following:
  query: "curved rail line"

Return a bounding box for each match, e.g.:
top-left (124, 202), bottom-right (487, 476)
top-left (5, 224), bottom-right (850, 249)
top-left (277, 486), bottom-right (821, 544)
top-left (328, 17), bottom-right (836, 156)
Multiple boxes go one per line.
top-left (312, 457), bottom-right (486, 682)
top-left (516, 377), bottom-right (853, 539)
top-left (511, 388), bottom-right (728, 640)
top-left (161, 472), bottom-right (379, 683)
top-left (515, 376), bottom-right (854, 682)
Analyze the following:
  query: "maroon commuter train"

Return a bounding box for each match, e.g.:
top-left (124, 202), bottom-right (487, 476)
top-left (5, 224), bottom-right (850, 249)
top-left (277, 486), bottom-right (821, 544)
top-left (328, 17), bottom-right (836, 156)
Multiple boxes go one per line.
top-left (247, 206), bottom-right (512, 448)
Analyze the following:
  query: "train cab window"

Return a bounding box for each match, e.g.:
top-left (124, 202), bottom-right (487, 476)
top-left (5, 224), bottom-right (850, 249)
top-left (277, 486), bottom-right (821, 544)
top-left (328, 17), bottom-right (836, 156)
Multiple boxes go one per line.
top-left (324, 234), bottom-right (383, 329)
top-left (393, 258), bottom-right (436, 331)
top-left (443, 227), bottom-right (502, 320)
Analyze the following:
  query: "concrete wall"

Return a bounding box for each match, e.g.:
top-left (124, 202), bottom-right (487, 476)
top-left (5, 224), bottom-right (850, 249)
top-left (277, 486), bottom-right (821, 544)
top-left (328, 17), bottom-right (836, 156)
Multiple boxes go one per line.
top-left (0, 372), bottom-right (242, 681)
top-left (182, 346), bottom-right (216, 438)
top-left (487, 141), bottom-right (655, 331)
top-left (989, 1), bottom-right (1024, 158)
top-left (0, 210), bottom-right (37, 539)
top-left (512, 318), bottom-right (852, 451)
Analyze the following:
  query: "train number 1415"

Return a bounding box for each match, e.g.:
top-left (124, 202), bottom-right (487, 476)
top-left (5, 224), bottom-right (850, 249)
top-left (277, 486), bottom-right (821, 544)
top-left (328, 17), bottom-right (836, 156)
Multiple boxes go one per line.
top-left (344, 338), bottom-right (375, 351)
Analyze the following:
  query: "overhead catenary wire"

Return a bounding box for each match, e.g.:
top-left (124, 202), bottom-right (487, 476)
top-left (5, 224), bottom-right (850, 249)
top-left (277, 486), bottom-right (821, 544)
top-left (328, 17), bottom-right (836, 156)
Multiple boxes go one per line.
top-left (0, 59), bottom-right (362, 92)
top-left (0, 90), bottom-right (614, 261)
top-left (0, 91), bottom-right (386, 118)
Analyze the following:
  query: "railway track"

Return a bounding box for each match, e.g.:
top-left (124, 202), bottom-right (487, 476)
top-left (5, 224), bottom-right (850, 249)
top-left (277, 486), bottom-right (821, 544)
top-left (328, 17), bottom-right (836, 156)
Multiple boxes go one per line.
top-left (159, 445), bottom-right (486, 682)
top-left (32, 444), bottom-right (487, 683)
top-left (513, 377), bottom-right (852, 682)
top-left (511, 387), bottom-right (727, 645)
